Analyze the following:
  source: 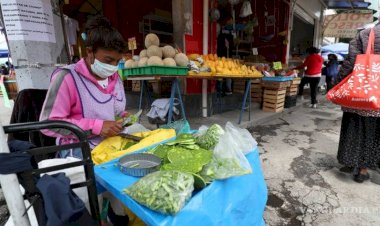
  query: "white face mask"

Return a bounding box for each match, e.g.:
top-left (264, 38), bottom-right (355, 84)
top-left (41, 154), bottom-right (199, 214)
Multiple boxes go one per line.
top-left (90, 59), bottom-right (118, 79)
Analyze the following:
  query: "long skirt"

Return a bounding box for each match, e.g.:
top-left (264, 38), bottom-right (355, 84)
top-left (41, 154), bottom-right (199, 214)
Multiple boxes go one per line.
top-left (337, 112), bottom-right (380, 169)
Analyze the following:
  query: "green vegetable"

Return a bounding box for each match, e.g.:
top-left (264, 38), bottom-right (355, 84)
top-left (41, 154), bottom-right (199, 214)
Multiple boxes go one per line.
top-left (167, 147), bottom-right (193, 163)
top-left (195, 124), bottom-right (225, 150)
top-left (200, 158), bottom-right (250, 180)
top-left (124, 170), bottom-right (194, 214)
top-left (192, 173), bottom-right (207, 190)
top-left (161, 160), bottom-right (203, 173)
top-left (122, 141), bottom-right (137, 150)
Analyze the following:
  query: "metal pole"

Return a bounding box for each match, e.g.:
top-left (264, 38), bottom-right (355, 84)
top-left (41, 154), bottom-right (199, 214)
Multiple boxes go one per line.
top-left (202, 0), bottom-right (209, 118)
top-left (0, 122), bottom-right (31, 226)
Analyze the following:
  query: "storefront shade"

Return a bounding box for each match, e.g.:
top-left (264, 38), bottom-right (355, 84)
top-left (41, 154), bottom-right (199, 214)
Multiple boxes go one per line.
top-left (0, 49), bottom-right (9, 58)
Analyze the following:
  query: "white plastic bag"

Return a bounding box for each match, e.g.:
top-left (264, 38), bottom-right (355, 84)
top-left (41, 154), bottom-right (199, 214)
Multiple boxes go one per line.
top-left (225, 122), bottom-right (257, 155)
top-left (200, 122), bottom-right (254, 180)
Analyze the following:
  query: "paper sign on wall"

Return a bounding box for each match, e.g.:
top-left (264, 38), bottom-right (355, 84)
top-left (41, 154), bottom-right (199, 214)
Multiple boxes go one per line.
top-left (0, 0), bottom-right (56, 43)
top-left (128, 37), bottom-right (137, 51)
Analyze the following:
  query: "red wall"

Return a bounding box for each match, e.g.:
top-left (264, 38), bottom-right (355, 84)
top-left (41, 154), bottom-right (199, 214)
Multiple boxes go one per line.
top-left (103, 0), bottom-right (172, 51)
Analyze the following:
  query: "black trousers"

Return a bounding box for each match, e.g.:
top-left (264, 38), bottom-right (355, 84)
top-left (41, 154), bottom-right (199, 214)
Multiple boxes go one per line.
top-left (326, 76), bottom-right (334, 92)
top-left (298, 76), bottom-right (321, 104)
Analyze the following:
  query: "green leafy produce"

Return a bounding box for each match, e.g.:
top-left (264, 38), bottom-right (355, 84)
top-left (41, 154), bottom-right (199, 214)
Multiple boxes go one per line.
top-left (191, 148), bottom-right (213, 165)
top-left (192, 173), bottom-right (207, 190)
top-left (161, 160), bottom-right (204, 174)
top-left (150, 144), bottom-right (173, 163)
top-left (195, 124), bottom-right (225, 150)
top-left (124, 170), bottom-right (194, 214)
top-left (167, 147), bottom-right (193, 163)
top-left (200, 158), bottom-right (251, 180)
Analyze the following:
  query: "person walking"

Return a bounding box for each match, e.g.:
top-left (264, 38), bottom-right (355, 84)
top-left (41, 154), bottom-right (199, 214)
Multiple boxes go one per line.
top-left (323, 53), bottom-right (340, 92)
top-left (295, 47), bottom-right (324, 108)
top-left (336, 24), bottom-right (380, 183)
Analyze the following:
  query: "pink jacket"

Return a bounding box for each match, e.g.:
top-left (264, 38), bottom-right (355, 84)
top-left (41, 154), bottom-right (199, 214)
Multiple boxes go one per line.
top-left (40, 59), bottom-right (124, 141)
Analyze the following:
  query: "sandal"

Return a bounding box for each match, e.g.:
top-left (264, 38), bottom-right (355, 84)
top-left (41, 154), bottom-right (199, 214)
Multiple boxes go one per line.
top-left (353, 173), bottom-right (370, 183)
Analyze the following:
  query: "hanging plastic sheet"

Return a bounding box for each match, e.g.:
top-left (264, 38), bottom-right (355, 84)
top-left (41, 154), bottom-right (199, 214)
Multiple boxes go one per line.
top-left (95, 146), bottom-right (267, 226)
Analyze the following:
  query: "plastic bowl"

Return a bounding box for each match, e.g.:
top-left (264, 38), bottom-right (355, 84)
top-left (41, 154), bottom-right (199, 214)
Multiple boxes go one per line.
top-left (118, 153), bottom-right (161, 177)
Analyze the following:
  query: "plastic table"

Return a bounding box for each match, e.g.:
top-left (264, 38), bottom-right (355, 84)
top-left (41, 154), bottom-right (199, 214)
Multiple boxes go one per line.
top-left (95, 146), bottom-right (268, 226)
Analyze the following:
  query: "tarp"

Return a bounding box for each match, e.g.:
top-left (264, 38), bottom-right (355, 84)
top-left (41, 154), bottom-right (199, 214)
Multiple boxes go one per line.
top-left (0, 49), bottom-right (9, 58)
top-left (321, 43), bottom-right (349, 55)
top-left (95, 146), bottom-right (268, 226)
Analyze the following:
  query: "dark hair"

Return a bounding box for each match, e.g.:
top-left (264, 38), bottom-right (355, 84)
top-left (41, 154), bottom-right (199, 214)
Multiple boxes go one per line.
top-left (84, 15), bottom-right (127, 53)
top-left (328, 53), bottom-right (337, 61)
top-left (306, 47), bottom-right (320, 54)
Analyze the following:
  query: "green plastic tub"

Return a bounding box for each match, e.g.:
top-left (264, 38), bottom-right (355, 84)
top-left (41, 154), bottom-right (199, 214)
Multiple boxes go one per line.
top-left (121, 66), bottom-right (188, 78)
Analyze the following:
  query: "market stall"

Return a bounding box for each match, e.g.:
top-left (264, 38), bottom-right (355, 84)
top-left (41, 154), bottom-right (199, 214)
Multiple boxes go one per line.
top-left (94, 123), bottom-right (267, 226)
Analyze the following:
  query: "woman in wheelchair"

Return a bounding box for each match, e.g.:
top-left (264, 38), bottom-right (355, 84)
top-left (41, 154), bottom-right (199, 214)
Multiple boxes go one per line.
top-left (40, 15), bottom-right (127, 158)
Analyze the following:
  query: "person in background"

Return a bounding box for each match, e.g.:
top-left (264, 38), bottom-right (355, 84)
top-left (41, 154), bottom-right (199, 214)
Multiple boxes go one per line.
top-left (294, 47), bottom-right (323, 108)
top-left (40, 15), bottom-right (129, 225)
top-left (335, 25), bottom-right (380, 183)
top-left (322, 53), bottom-right (339, 92)
top-left (1, 65), bottom-right (9, 75)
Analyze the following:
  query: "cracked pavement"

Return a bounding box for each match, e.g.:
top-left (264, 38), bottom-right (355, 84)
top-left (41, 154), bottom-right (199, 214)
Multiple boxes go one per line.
top-left (250, 100), bottom-right (380, 226)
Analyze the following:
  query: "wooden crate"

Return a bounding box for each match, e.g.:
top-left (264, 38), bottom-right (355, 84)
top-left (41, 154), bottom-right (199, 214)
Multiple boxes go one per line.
top-left (291, 78), bottom-right (301, 85)
top-left (261, 81), bottom-right (291, 89)
top-left (262, 88), bottom-right (286, 112)
top-left (286, 85), bottom-right (298, 96)
top-left (263, 104), bottom-right (284, 113)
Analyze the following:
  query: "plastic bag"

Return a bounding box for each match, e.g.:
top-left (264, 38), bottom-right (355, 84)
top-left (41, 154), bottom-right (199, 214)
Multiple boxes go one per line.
top-left (123, 123), bottom-right (150, 134)
top-left (160, 119), bottom-right (191, 135)
top-left (201, 122), bottom-right (253, 180)
top-left (225, 122), bottom-right (257, 155)
top-left (125, 170), bottom-right (194, 215)
top-left (194, 124), bottom-right (225, 150)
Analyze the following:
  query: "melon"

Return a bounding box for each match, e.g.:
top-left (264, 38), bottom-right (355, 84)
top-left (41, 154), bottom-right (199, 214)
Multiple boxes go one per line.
top-left (147, 56), bottom-right (164, 66)
top-left (163, 58), bottom-right (176, 66)
top-left (145, 33), bottom-right (160, 48)
top-left (139, 49), bottom-right (147, 58)
top-left (147, 45), bottom-right (163, 58)
top-left (162, 45), bottom-right (176, 58)
top-left (174, 53), bottom-right (189, 66)
top-left (124, 59), bottom-right (135, 68)
top-left (138, 57), bottom-right (148, 67)
top-left (132, 61), bottom-right (138, 68)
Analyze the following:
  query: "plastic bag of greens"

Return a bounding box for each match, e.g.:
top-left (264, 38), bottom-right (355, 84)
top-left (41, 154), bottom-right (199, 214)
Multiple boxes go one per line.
top-left (225, 122), bottom-right (257, 155)
top-left (124, 170), bottom-right (194, 215)
top-left (194, 124), bottom-right (225, 150)
top-left (201, 123), bottom-right (252, 180)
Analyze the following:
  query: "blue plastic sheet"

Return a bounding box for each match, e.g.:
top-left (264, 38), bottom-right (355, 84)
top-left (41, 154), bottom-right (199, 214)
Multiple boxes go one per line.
top-left (95, 147), bottom-right (267, 226)
top-left (262, 76), bottom-right (293, 82)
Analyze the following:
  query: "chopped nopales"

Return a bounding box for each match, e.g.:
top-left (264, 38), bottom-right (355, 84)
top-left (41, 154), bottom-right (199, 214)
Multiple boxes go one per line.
top-left (124, 170), bottom-right (194, 215)
top-left (195, 124), bottom-right (225, 150)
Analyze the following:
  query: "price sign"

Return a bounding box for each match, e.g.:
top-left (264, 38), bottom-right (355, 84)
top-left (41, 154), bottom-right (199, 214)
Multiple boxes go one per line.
top-left (273, 61), bottom-right (282, 70)
top-left (128, 37), bottom-right (137, 51)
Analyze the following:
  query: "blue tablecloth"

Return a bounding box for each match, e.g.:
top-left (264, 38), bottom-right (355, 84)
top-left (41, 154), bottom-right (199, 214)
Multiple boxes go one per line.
top-left (95, 147), bottom-right (268, 226)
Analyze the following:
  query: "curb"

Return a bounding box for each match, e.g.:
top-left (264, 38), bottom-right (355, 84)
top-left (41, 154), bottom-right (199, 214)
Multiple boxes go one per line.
top-left (240, 100), bottom-right (308, 129)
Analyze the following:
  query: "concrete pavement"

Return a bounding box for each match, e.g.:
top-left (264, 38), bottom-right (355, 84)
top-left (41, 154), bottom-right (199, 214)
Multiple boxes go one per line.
top-left (252, 100), bottom-right (380, 226)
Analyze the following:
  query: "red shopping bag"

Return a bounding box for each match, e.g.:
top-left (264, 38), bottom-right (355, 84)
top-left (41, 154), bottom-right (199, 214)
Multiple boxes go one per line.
top-left (327, 29), bottom-right (380, 110)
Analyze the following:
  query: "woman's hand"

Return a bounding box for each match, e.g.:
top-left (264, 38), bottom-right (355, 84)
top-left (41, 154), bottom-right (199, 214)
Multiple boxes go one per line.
top-left (100, 121), bottom-right (122, 137)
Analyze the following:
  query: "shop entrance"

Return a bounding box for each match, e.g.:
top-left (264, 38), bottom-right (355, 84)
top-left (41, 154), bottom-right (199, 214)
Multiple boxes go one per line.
top-left (290, 15), bottom-right (315, 58)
